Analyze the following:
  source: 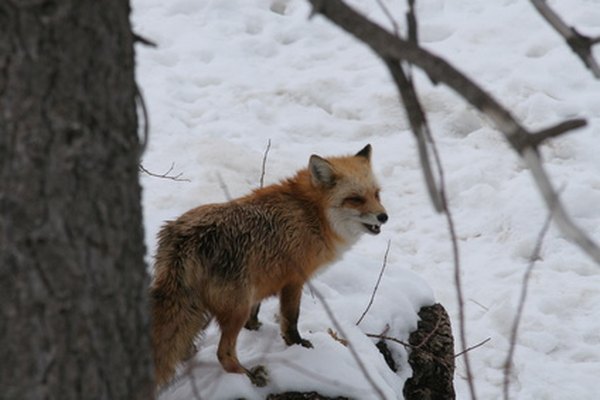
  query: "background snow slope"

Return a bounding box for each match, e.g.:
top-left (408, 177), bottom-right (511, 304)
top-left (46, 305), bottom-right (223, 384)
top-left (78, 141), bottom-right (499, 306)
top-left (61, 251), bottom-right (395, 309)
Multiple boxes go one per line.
top-left (132, 0), bottom-right (600, 398)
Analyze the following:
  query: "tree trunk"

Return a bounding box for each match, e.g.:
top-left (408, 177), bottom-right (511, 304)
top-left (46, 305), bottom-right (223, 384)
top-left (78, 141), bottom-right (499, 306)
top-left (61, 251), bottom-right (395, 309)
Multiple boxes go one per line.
top-left (0, 1), bottom-right (153, 399)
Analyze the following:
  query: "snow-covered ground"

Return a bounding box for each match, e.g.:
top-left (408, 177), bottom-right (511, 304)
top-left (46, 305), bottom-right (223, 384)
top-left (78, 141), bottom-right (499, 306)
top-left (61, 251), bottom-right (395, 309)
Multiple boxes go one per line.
top-left (132, 0), bottom-right (600, 398)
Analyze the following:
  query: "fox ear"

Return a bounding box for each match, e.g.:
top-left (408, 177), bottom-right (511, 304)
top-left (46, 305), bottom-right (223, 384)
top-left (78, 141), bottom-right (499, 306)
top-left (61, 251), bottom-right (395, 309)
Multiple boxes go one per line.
top-left (355, 144), bottom-right (372, 160)
top-left (309, 155), bottom-right (335, 187)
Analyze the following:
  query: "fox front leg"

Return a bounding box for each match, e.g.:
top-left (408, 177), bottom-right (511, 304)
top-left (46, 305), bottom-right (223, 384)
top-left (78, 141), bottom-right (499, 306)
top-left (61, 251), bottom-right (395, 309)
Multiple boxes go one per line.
top-left (279, 283), bottom-right (313, 348)
top-left (244, 302), bottom-right (262, 331)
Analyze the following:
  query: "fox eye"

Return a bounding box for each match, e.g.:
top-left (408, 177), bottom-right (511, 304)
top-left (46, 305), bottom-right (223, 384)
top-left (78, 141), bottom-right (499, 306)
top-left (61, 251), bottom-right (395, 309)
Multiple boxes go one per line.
top-left (344, 195), bottom-right (366, 206)
top-left (375, 190), bottom-right (381, 201)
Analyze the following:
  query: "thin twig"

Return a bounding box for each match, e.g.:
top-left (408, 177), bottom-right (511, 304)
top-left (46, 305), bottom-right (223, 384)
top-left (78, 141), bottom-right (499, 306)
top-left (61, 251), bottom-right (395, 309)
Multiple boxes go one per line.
top-left (356, 240), bottom-right (391, 325)
top-left (469, 298), bottom-right (489, 312)
top-left (133, 32), bottom-right (158, 47)
top-left (366, 333), bottom-right (410, 348)
top-left (368, 332), bottom-right (491, 361)
top-left (216, 172), bottom-right (232, 201)
top-left (139, 162), bottom-right (190, 182)
top-left (368, 322), bottom-right (448, 352)
top-left (435, 151), bottom-right (478, 399)
top-left (455, 337), bottom-right (492, 359)
top-left (413, 314), bottom-right (441, 349)
top-left (374, 0), bottom-right (400, 36)
top-left (503, 211), bottom-right (553, 400)
top-left (259, 139), bottom-right (271, 188)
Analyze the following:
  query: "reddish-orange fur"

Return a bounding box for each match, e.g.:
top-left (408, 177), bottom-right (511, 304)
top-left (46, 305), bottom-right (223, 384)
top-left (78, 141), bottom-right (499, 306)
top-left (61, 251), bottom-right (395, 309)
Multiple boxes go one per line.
top-left (150, 145), bottom-right (386, 387)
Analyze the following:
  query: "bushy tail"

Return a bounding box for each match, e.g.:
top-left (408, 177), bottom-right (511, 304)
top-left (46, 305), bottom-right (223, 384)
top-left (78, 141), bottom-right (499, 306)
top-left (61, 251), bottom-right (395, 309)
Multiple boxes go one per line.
top-left (150, 238), bottom-right (211, 387)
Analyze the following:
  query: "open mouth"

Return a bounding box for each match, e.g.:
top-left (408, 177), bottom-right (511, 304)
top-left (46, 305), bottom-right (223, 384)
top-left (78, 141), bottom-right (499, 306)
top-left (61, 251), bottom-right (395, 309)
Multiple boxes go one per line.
top-left (363, 223), bottom-right (381, 235)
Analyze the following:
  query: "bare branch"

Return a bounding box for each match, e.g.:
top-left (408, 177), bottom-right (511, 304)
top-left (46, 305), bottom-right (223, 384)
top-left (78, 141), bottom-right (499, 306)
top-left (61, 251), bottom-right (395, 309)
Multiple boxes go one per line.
top-left (415, 59), bottom-right (477, 397)
top-left (405, 0), bottom-right (418, 44)
top-left (523, 149), bottom-right (600, 263)
top-left (356, 240), bottom-right (391, 325)
top-left (455, 337), bottom-right (492, 359)
top-left (374, 0), bottom-right (400, 36)
top-left (260, 139), bottom-right (271, 188)
top-left (366, 333), bottom-right (410, 348)
top-left (503, 210), bottom-right (553, 400)
top-left (530, 0), bottom-right (600, 78)
top-left (436, 151), bottom-right (478, 400)
top-left (384, 59), bottom-right (443, 212)
top-left (216, 172), bottom-right (232, 201)
top-left (368, 331), bottom-right (491, 361)
top-left (413, 314), bottom-right (441, 349)
top-left (139, 162), bottom-right (190, 182)
top-left (367, 316), bottom-right (442, 350)
top-left (377, 0), bottom-right (444, 212)
top-left (133, 32), bottom-right (158, 47)
top-left (306, 0), bottom-right (600, 265)
top-left (527, 118), bottom-right (586, 148)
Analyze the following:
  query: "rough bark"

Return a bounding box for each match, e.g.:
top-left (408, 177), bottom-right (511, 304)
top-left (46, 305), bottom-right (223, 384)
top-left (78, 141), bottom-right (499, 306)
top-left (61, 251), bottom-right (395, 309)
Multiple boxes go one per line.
top-left (0, 1), bottom-right (153, 399)
top-left (403, 303), bottom-right (455, 400)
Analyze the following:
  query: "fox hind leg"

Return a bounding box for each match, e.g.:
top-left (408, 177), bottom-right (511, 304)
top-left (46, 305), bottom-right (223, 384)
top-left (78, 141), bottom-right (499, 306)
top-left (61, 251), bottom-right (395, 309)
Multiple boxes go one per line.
top-left (215, 304), bottom-right (269, 387)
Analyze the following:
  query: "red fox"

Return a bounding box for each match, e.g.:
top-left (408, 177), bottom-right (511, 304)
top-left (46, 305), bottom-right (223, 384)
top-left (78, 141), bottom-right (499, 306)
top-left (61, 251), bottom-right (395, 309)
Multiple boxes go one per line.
top-left (150, 144), bottom-right (387, 387)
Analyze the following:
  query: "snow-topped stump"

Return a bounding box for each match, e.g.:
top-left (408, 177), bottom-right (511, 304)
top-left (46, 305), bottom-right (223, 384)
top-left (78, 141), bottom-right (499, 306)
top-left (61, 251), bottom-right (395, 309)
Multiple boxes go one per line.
top-left (269, 303), bottom-right (455, 400)
top-left (403, 303), bottom-right (455, 400)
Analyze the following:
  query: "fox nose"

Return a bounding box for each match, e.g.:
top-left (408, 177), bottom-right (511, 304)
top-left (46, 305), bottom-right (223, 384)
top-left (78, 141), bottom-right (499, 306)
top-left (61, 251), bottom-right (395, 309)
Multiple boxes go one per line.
top-left (377, 213), bottom-right (388, 224)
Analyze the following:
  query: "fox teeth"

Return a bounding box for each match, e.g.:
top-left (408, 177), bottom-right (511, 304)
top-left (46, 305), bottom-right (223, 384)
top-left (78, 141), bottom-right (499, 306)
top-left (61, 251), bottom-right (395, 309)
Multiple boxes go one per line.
top-left (363, 224), bottom-right (381, 234)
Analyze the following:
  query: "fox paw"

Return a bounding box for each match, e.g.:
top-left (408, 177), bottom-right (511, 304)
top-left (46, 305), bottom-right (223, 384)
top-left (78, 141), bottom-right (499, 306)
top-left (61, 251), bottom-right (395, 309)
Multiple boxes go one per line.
top-left (284, 335), bottom-right (313, 348)
top-left (244, 318), bottom-right (262, 331)
top-left (247, 365), bottom-right (269, 387)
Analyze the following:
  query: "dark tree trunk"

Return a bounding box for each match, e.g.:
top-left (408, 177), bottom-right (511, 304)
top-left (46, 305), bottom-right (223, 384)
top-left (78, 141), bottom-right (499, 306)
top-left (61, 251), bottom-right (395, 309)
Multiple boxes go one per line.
top-left (0, 1), bottom-right (153, 399)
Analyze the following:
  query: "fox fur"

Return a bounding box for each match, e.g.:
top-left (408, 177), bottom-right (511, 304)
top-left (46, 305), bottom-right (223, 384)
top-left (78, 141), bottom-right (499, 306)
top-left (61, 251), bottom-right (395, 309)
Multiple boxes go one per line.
top-left (150, 144), bottom-right (387, 387)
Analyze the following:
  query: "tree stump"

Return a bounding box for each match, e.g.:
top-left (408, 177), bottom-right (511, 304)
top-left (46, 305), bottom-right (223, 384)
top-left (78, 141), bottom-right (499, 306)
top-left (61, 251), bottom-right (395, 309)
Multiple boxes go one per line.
top-left (403, 303), bottom-right (455, 400)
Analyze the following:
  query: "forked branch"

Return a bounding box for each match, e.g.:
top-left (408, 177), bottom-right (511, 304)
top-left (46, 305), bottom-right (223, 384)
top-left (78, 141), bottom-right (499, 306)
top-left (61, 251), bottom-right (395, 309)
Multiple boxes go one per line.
top-left (531, 0), bottom-right (600, 79)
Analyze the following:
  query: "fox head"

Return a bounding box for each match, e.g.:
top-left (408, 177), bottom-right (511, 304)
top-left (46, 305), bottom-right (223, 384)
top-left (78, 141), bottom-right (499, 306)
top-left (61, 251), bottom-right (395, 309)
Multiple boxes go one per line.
top-left (309, 144), bottom-right (388, 244)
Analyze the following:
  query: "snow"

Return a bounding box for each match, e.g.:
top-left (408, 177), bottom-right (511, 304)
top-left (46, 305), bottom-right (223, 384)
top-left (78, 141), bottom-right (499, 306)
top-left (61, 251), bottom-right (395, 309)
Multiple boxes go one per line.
top-left (132, 0), bottom-right (600, 398)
